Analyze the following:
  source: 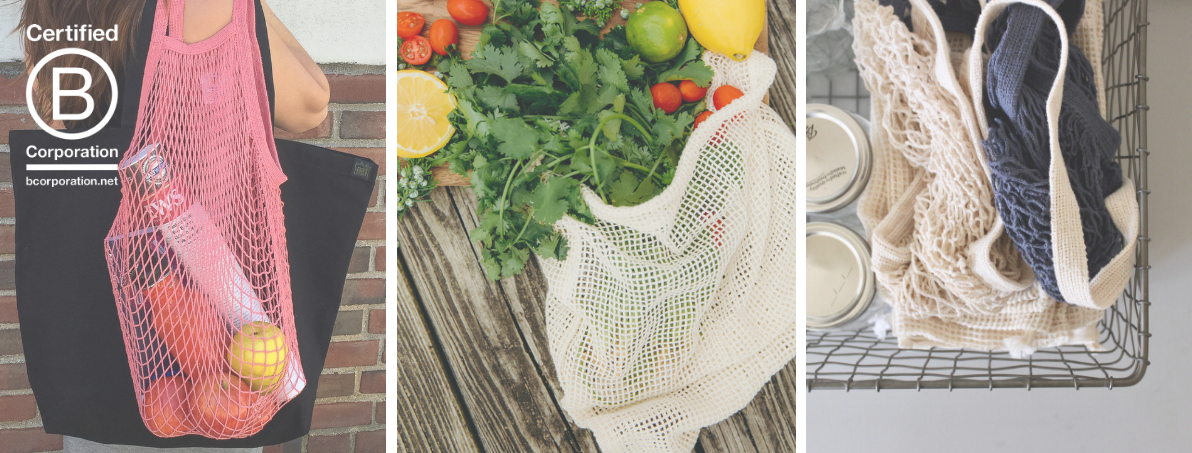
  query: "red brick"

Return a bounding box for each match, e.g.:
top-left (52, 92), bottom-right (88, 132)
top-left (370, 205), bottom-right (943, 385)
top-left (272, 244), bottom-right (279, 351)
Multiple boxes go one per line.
top-left (348, 247), bottom-right (371, 274)
top-left (0, 362), bottom-right (30, 391)
top-left (358, 212), bottom-right (384, 240)
top-left (332, 310), bottom-right (364, 336)
top-left (0, 225), bottom-right (14, 255)
top-left (306, 433), bottom-right (351, 452)
top-left (310, 402), bottom-right (372, 429)
top-left (0, 158), bottom-right (10, 183)
top-left (0, 296), bottom-right (16, 324)
top-left (355, 429), bottom-right (385, 453)
top-left (0, 187), bottom-right (13, 218)
top-left (0, 114), bottom-right (34, 145)
top-left (375, 247), bottom-right (386, 272)
top-left (327, 74), bottom-right (385, 104)
top-left (0, 260), bottom-right (14, 291)
top-left (334, 148), bottom-right (385, 175)
top-left (375, 403), bottom-right (385, 424)
top-left (360, 370), bottom-right (384, 394)
top-left (0, 327), bottom-right (21, 355)
top-left (369, 180), bottom-right (380, 208)
top-left (341, 279), bottom-right (384, 306)
top-left (339, 111), bottom-right (385, 140)
top-left (0, 427), bottom-right (62, 453)
top-left (315, 373), bottom-right (356, 398)
top-left (273, 113), bottom-right (331, 140)
top-left (261, 444), bottom-right (283, 453)
top-left (0, 394), bottom-right (37, 422)
top-left (0, 74), bottom-right (29, 106)
top-left (368, 309), bottom-right (385, 334)
top-left (324, 340), bottom-right (380, 368)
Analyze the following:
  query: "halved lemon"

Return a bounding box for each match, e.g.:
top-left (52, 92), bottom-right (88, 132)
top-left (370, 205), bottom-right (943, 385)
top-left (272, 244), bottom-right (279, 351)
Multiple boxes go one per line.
top-left (395, 70), bottom-right (456, 158)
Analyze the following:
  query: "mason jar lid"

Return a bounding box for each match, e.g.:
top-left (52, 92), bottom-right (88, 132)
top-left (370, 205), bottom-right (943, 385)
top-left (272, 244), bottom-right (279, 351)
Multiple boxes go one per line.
top-left (807, 222), bottom-right (876, 330)
top-left (807, 104), bottom-right (872, 213)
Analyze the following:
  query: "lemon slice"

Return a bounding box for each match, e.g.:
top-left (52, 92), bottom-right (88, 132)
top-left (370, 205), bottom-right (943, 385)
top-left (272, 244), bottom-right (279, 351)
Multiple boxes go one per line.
top-left (395, 70), bottom-right (456, 158)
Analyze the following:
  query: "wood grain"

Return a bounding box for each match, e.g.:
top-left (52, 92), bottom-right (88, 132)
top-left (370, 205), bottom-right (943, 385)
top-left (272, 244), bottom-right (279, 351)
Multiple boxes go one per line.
top-left (395, 187), bottom-right (594, 452)
top-left (391, 259), bottom-right (481, 453)
top-left (396, 0), bottom-right (772, 186)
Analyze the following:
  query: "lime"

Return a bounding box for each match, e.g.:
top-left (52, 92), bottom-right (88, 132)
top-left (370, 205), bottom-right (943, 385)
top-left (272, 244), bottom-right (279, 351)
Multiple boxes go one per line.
top-left (626, 2), bottom-right (688, 63)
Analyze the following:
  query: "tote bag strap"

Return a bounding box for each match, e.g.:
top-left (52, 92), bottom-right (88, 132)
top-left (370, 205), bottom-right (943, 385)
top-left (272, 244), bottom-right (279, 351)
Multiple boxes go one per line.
top-left (900, 0), bottom-right (1036, 293)
top-left (967, 0), bottom-right (1138, 309)
top-left (120, 0), bottom-right (276, 127)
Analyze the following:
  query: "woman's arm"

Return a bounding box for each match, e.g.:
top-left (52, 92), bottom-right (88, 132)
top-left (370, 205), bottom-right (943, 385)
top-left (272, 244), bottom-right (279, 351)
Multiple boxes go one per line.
top-left (176, 0), bottom-right (330, 133)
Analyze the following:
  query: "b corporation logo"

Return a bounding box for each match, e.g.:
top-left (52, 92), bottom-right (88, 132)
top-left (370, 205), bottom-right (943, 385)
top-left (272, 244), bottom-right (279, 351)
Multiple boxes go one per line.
top-left (25, 48), bottom-right (119, 140)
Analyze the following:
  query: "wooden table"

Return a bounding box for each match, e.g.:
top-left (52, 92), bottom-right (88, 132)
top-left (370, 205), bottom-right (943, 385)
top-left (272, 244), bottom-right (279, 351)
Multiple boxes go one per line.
top-left (392, 1), bottom-right (797, 451)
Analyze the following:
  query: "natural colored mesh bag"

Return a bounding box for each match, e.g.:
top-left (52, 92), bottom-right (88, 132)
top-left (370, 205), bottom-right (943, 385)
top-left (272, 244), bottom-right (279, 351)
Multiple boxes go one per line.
top-left (104, 0), bottom-right (303, 439)
top-left (540, 52), bottom-right (797, 453)
top-left (854, 0), bottom-right (1134, 354)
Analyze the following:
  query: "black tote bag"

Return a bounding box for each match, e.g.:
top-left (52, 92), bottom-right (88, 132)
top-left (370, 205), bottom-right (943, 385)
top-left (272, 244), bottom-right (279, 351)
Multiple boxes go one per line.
top-left (8, 0), bottom-right (376, 447)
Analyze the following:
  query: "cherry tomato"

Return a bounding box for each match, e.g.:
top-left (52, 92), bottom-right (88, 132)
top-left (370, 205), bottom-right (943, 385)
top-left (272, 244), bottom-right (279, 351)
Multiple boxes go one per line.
top-left (447, 0), bottom-right (489, 26)
top-left (428, 19), bottom-right (458, 56)
top-left (651, 83), bottom-right (682, 114)
top-left (401, 36), bottom-right (432, 66)
top-left (679, 80), bottom-right (709, 103)
top-left (712, 85), bottom-right (745, 111)
top-left (396, 12), bottom-right (425, 39)
top-left (693, 111), bottom-right (713, 129)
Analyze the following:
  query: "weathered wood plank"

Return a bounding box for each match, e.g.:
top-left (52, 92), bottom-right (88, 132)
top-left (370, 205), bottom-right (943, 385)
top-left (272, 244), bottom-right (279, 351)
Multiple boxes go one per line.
top-left (765, 0), bottom-right (798, 123)
top-left (390, 254), bottom-right (481, 453)
top-left (700, 363), bottom-right (798, 453)
top-left (396, 187), bottom-right (587, 452)
top-left (451, 188), bottom-right (603, 453)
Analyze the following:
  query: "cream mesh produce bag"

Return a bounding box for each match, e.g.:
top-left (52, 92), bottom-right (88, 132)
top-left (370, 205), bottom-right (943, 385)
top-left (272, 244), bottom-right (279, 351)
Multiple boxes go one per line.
top-left (539, 52), bottom-right (797, 453)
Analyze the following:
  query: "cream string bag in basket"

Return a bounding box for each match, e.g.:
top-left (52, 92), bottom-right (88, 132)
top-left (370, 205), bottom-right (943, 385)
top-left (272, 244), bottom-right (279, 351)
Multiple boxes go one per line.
top-left (853, 0), bottom-right (1135, 354)
top-left (539, 52), bottom-right (797, 453)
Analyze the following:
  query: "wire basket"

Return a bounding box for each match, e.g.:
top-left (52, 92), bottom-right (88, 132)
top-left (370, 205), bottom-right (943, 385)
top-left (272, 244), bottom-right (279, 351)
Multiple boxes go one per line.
top-left (807, 0), bottom-right (1150, 391)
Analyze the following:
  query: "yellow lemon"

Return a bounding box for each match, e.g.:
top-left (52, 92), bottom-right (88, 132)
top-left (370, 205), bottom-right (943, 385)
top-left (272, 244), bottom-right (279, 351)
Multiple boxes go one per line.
top-left (395, 70), bottom-right (457, 158)
top-left (678, 0), bottom-right (765, 62)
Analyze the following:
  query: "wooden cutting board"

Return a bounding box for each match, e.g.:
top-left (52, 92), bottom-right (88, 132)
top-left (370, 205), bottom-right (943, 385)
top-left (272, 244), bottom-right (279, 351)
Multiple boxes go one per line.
top-left (396, 0), bottom-right (770, 186)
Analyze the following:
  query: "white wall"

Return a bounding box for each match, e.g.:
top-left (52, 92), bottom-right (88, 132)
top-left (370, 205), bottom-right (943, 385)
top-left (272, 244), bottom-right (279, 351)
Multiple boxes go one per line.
top-left (809, 1), bottom-right (1192, 452)
top-left (0, 0), bottom-right (384, 65)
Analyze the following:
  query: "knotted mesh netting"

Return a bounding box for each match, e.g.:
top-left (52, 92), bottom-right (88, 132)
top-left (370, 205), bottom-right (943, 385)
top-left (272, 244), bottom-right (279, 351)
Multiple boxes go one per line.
top-left (103, 0), bottom-right (302, 439)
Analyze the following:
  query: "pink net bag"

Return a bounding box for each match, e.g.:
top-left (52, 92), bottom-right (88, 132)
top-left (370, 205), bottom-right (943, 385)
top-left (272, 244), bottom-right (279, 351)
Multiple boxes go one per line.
top-left (103, 0), bottom-right (303, 439)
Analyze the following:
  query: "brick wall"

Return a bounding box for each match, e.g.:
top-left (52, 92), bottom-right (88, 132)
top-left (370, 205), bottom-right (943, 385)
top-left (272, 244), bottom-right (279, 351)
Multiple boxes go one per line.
top-left (0, 63), bottom-right (387, 453)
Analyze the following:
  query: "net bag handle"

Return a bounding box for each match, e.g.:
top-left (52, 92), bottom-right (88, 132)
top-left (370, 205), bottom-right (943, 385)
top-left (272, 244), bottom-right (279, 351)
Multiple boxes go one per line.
top-left (966, 0), bottom-right (1138, 309)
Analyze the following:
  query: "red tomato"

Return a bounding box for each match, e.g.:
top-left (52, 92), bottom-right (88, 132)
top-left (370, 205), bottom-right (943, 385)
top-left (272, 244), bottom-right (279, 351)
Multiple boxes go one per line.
top-left (147, 274), bottom-right (223, 378)
top-left (679, 80), bottom-right (709, 103)
top-left (192, 372), bottom-right (260, 435)
top-left (143, 376), bottom-right (195, 437)
top-left (428, 19), bottom-right (459, 56)
top-left (448, 0), bottom-right (489, 26)
top-left (401, 36), bottom-right (433, 66)
top-left (651, 83), bottom-right (682, 114)
top-left (693, 111), bottom-right (713, 129)
top-left (396, 12), bottom-right (425, 39)
top-left (712, 85), bottom-right (745, 111)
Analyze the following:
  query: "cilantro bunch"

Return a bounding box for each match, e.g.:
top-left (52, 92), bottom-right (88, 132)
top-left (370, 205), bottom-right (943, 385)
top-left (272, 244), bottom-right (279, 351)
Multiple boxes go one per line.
top-left (439, 0), bottom-right (714, 280)
top-left (559, 0), bottom-right (618, 26)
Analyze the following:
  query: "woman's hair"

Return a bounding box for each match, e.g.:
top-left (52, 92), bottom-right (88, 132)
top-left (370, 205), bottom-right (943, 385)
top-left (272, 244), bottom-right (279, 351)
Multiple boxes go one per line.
top-left (19, 0), bottom-right (145, 129)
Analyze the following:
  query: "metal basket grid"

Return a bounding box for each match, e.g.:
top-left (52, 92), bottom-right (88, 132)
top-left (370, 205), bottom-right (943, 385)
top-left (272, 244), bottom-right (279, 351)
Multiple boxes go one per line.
top-left (807, 0), bottom-right (1150, 391)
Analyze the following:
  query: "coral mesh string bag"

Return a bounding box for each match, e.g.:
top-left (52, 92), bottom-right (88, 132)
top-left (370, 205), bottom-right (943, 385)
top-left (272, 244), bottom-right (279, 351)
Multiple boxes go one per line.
top-left (103, 0), bottom-right (302, 439)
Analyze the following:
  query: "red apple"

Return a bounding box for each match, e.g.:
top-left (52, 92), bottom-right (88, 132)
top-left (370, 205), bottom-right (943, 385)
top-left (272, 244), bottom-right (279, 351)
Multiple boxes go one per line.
top-left (191, 372), bottom-right (260, 436)
top-left (143, 375), bottom-right (195, 437)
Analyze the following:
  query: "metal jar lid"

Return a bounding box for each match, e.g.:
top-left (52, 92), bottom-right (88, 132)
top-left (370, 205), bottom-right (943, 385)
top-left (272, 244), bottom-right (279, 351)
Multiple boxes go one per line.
top-left (807, 222), bottom-right (876, 330)
top-left (807, 104), bottom-right (872, 213)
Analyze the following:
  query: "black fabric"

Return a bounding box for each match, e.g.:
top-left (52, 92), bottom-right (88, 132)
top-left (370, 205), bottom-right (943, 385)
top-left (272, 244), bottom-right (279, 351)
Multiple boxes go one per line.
top-left (8, 0), bottom-right (374, 447)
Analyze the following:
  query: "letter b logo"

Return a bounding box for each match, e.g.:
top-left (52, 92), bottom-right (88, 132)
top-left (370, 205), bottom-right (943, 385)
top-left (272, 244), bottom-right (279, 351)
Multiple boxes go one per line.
top-left (26, 48), bottom-right (118, 140)
top-left (52, 67), bottom-right (95, 122)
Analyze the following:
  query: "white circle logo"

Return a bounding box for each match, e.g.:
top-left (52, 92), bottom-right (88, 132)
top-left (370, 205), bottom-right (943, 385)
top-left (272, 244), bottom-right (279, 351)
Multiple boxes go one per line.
top-left (25, 48), bottom-right (119, 140)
